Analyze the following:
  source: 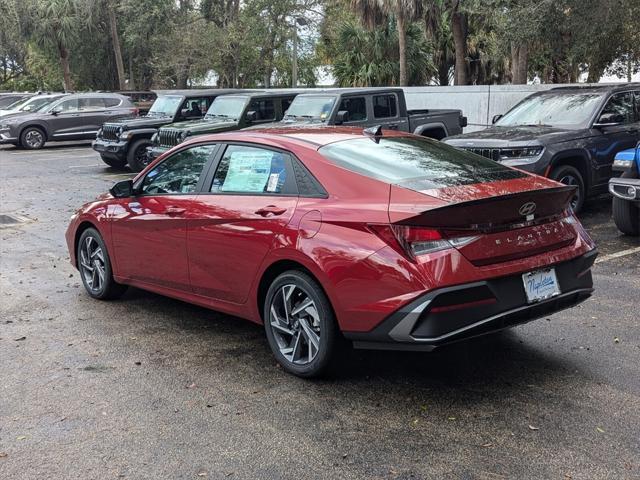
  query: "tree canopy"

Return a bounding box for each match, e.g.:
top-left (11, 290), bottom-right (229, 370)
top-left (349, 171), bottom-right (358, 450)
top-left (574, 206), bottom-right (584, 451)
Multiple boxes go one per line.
top-left (1, 0), bottom-right (638, 91)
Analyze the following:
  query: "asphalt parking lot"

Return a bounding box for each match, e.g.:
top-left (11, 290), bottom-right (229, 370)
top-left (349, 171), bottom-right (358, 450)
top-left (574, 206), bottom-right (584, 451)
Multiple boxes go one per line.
top-left (1, 142), bottom-right (639, 480)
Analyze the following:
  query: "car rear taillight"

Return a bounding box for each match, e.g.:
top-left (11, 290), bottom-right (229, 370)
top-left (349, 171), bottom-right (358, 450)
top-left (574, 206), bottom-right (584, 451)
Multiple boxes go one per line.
top-left (369, 225), bottom-right (478, 260)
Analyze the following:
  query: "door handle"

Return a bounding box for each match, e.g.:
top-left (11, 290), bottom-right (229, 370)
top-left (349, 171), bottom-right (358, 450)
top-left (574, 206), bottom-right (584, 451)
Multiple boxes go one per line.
top-left (165, 206), bottom-right (186, 215)
top-left (387, 124), bottom-right (399, 130)
top-left (255, 205), bottom-right (287, 216)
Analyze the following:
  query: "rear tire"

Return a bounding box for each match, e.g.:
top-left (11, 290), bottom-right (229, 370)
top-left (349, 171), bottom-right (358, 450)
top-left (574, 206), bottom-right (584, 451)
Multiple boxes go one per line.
top-left (77, 228), bottom-right (128, 300)
top-left (100, 154), bottom-right (127, 170)
top-left (263, 270), bottom-right (340, 378)
top-left (612, 173), bottom-right (639, 236)
top-left (20, 126), bottom-right (46, 150)
top-left (127, 138), bottom-right (152, 172)
top-left (550, 165), bottom-right (585, 213)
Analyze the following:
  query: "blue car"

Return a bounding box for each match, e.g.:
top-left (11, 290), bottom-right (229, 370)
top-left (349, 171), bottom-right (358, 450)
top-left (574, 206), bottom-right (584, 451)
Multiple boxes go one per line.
top-left (609, 142), bottom-right (640, 235)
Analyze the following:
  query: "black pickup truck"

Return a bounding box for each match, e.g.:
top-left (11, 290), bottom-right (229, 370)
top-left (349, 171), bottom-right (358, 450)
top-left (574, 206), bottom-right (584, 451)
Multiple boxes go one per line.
top-left (444, 84), bottom-right (640, 212)
top-left (92, 89), bottom-right (242, 171)
top-left (147, 91), bottom-right (301, 162)
top-left (257, 88), bottom-right (466, 140)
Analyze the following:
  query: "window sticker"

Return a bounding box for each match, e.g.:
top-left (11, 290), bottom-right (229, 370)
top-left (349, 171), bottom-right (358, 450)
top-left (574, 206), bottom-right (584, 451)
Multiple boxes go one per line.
top-left (267, 173), bottom-right (280, 192)
top-left (220, 150), bottom-right (274, 192)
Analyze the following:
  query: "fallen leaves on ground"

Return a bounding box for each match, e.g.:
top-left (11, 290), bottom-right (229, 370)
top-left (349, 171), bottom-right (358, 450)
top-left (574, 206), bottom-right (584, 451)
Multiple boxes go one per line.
top-left (528, 425), bottom-right (539, 431)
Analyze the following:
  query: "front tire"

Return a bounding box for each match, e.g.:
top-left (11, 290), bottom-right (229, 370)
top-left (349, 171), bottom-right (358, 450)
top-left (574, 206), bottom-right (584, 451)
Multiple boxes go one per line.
top-left (264, 270), bottom-right (339, 378)
top-left (550, 165), bottom-right (585, 213)
top-left (77, 228), bottom-right (127, 300)
top-left (20, 127), bottom-right (46, 150)
top-left (612, 173), bottom-right (639, 235)
top-left (100, 153), bottom-right (127, 170)
top-left (127, 138), bottom-right (152, 172)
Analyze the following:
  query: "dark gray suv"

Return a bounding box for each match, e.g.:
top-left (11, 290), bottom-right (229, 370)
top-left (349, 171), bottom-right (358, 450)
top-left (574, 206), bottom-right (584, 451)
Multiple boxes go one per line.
top-left (0, 93), bottom-right (136, 149)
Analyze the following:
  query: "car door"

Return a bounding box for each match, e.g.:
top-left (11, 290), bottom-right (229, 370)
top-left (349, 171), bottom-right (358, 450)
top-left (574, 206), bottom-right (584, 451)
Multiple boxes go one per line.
top-left (110, 144), bottom-right (219, 291)
top-left (47, 98), bottom-right (90, 139)
top-left (187, 144), bottom-right (299, 302)
top-left (593, 91), bottom-right (640, 184)
top-left (247, 98), bottom-right (277, 126)
top-left (371, 93), bottom-right (409, 131)
top-left (334, 96), bottom-right (368, 126)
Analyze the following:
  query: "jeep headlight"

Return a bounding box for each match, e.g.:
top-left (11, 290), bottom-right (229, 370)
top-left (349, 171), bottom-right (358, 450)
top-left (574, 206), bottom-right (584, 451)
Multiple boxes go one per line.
top-left (151, 132), bottom-right (159, 145)
top-left (179, 130), bottom-right (190, 142)
top-left (499, 146), bottom-right (544, 166)
top-left (96, 128), bottom-right (103, 138)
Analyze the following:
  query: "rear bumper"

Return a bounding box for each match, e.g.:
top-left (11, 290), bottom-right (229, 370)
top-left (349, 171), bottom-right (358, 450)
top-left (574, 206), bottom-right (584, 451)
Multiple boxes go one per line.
top-left (609, 177), bottom-right (640, 202)
top-left (343, 249), bottom-right (597, 351)
top-left (92, 139), bottom-right (127, 160)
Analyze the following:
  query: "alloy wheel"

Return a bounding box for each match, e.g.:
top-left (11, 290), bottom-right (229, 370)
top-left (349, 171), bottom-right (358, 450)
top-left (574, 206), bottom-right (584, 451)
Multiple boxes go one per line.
top-left (79, 236), bottom-right (106, 294)
top-left (136, 146), bottom-right (151, 168)
top-left (269, 284), bottom-right (321, 365)
top-left (24, 130), bottom-right (43, 148)
top-left (559, 174), bottom-right (580, 210)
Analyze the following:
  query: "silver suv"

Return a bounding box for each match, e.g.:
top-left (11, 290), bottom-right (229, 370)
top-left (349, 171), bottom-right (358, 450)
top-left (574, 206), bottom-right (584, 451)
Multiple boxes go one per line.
top-left (0, 93), bottom-right (136, 149)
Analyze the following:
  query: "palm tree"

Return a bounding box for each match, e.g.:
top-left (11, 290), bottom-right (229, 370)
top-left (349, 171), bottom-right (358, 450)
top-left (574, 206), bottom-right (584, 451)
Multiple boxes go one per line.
top-left (351, 0), bottom-right (423, 86)
top-left (30, 0), bottom-right (81, 91)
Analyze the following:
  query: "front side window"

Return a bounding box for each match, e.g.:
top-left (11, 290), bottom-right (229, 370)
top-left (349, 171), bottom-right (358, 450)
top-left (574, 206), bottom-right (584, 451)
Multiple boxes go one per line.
top-left (339, 97), bottom-right (367, 122)
top-left (53, 98), bottom-right (80, 113)
top-left (211, 145), bottom-right (292, 194)
top-left (180, 98), bottom-right (208, 119)
top-left (600, 92), bottom-right (636, 124)
top-left (496, 92), bottom-right (604, 128)
top-left (248, 99), bottom-right (275, 121)
top-left (373, 94), bottom-right (397, 118)
top-left (319, 136), bottom-right (525, 190)
top-left (141, 144), bottom-right (217, 194)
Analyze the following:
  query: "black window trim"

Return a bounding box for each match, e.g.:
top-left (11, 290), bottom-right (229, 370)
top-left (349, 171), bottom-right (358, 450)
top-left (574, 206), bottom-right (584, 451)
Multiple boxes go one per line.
top-left (133, 142), bottom-right (222, 196)
top-left (198, 141), bottom-right (328, 199)
top-left (372, 92), bottom-right (400, 120)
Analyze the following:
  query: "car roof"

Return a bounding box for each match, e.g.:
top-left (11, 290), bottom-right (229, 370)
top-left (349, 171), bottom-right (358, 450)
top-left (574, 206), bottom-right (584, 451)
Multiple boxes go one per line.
top-left (183, 126), bottom-right (412, 151)
top-left (217, 90), bottom-right (304, 100)
top-left (294, 87), bottom-right (405, 97)
top-left (547, 83), bottom-right (640, 94)
top-left (154, 88), bottom-right (246, 97)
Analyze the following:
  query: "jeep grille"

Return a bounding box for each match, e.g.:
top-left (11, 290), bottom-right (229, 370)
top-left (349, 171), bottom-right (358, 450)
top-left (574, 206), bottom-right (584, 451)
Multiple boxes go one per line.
top-left (159, 128), bottom-right (181, 148)
top-left (102, 125), bottom-right (120, 142)
top-left (462, 147), bottom-right (501, 161)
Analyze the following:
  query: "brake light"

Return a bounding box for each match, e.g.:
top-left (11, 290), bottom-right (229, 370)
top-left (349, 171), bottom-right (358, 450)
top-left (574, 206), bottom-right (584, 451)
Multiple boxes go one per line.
top-left (369, 225), bottom-right (453, 259)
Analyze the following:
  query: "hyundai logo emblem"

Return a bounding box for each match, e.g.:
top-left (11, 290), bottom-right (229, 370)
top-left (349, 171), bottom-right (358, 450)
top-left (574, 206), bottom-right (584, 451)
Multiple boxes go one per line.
top-left (519, 202), bottom-right (537, 216)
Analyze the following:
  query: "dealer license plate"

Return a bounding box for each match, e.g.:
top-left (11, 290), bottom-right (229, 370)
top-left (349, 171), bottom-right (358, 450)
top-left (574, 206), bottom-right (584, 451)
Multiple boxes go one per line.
top-left (522, 268), bottom-right (560, 303)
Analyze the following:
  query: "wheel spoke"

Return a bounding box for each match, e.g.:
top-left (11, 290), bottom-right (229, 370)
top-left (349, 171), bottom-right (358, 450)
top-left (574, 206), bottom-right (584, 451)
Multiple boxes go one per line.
top-left (299, 318), bottom-right (320, 351)
top-left (291, 297), bottom-right (313, 316)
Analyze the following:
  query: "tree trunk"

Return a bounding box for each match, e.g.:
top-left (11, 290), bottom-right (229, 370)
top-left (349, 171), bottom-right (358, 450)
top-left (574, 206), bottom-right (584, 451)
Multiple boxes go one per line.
top-left (107, 2), bottom-right (126, 90)
top-left (451, 7), bottom-right (467, 85)
top-left (396, 13), bottom-right (408, 86)
top-left (437, 61), bottom-right (450, 86)
top-left (58, 41), bottom-right (73, 92)
top-left (128, 56), bottom-right (135, 90)
top-left (511, 44), bottom-right (528, 84)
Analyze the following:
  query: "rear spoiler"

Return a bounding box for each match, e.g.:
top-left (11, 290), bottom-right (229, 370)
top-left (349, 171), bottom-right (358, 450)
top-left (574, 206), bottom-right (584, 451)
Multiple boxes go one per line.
top-left (396, 185), bottom-right (576, 231)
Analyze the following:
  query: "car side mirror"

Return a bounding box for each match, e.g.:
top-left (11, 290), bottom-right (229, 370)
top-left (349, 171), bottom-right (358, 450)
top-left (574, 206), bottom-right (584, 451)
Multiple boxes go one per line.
top-left (492, 114), bottom-right (503, 124)
top-left (335, 110), bottom-right (349, 125)
top-left (245, 110), bottom-right (257, 123)
top-left (109, 179), bottom-right (135, 198)
top-left (594, 112), bottom-right (624, 127)
top-left (50, 109), bottom-right (60, 116)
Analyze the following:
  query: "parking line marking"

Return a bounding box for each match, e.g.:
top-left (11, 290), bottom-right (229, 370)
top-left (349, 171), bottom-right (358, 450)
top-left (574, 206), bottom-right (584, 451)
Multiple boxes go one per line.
top-left (595, 246), bottom-right (640, 264)
top-left (68, 164), bottom-right (105, 168)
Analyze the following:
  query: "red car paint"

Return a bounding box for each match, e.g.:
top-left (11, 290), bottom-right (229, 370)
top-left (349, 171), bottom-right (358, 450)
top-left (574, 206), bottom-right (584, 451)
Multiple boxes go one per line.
top-left (66, 127), bottom-right (596, 338)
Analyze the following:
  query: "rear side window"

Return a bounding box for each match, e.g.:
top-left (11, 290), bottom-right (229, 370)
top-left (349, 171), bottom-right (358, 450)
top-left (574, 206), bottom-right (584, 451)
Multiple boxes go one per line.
top-left (79, 97), bottom-right (105, 110)
top-left (211, 145), bottom-right (296, 195)
top-left (373, 94), bottom-right (397, 118)
top-left (319, 136), bottom-right (525, 189)
top-left (105, 97), bottom-right (122, 108)
top-left (338, 97), bottom-right (367, 121)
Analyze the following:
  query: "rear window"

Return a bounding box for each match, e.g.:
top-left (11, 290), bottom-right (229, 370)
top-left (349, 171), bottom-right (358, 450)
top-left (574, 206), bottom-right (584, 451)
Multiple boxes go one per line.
top-left (318, 136), bottom-right (526, 189)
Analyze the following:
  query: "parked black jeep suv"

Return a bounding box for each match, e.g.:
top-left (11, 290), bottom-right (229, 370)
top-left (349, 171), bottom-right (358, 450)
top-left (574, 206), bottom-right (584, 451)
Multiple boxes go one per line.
top-left (444, 84), bottom-right (640, 212)
top-left (93, 89), bottom-right (241, 171)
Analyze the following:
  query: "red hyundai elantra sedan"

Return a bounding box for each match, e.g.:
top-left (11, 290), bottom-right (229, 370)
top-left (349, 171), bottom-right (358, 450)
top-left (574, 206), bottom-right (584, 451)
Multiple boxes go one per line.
top-left (66, 127), bottom-right (597, 377)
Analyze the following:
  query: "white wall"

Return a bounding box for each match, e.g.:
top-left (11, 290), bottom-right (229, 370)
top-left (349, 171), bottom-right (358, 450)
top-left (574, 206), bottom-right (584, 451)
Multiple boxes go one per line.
top-left (402, 83), bottom-right (613, 132)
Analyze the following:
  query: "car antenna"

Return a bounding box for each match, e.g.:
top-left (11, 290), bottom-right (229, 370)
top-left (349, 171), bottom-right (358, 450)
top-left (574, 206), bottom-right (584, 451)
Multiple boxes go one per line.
top-left (363, 125), bottom-right (383, 143)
